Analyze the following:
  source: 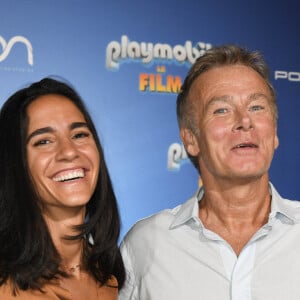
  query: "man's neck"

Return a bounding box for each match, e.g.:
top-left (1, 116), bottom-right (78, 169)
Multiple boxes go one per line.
top-left (198, 175), bottom-right (271, 255)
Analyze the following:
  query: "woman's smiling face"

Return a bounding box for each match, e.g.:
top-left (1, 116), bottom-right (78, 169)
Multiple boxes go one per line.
top-left (26, 94), bottom-right (100, 213)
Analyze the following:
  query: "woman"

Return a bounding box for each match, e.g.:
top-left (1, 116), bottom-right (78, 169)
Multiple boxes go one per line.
top-left (0, 78), bottom-right (125, 299)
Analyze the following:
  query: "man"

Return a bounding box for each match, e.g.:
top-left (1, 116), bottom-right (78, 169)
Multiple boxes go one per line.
top-left (119, 45), bottom-right (300, 300)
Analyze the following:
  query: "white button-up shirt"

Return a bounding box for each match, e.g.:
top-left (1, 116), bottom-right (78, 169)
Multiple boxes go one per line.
top-left (119, 183), bottom-right (300, 300)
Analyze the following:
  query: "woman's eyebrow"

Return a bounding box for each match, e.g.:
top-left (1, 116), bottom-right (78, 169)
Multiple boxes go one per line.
top-left (69, 122), bottom-right (88, 130)
top-left (26, 122), bottom-right (89, 144)
top-left (26, 127), bottom-right (54, 144)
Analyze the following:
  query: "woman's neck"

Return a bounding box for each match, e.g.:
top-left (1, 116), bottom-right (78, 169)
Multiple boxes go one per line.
top-left (42, 207), bottom-right (86, 272)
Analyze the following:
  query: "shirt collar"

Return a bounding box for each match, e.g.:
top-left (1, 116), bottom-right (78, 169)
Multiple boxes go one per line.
top-left (170, 182), bottom-right (300, 229)
top-left (170, 188), bottom-right (203, 229)
top-left (269, 182), bottom-right (300, 224)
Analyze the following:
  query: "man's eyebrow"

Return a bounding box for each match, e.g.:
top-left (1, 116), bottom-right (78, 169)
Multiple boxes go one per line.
top-left (248, 92), bottom-right (269, 101)
top-left (206, 93), bottom-right (269, 108)
top-left (26, 127), bottom-right (54, 144)
top-left (205, 95), bottom-right (231, 108)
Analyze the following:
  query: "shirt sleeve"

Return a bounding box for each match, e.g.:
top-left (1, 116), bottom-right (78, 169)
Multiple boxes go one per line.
top-left (118, 239), bottom-right (138, 300)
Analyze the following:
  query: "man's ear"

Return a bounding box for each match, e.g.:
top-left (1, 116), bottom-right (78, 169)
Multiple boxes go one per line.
top-left (274, 128), bottom-right (279, 150)
top-left (180, 128), bottom-right (200, 157)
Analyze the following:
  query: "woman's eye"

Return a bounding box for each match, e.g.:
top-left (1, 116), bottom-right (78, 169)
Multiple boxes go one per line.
top-left (33, 139), bottom-right (50, 146)
top-left (73, 132), bottom-right (90, 139)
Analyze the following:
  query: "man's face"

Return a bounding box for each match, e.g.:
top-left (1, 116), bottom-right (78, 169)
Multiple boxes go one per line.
top-left (182, 64), bottom-right (279, 183)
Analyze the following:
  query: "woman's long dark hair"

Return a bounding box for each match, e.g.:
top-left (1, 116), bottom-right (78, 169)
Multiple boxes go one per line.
top-left (0, 78), bottom-right (125, 291)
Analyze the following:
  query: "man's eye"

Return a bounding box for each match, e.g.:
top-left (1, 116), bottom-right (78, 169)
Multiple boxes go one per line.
top-left (250, 105), bottom-right (264, 111)
top-left (213, 108), bottom-right (228, 114)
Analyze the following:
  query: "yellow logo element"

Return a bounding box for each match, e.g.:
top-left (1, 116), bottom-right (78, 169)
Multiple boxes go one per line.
top-left (139, 66), bottom-right (182, 94)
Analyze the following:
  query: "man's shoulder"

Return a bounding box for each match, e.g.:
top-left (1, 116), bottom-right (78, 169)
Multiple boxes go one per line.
top-left (270, 183), bottom-right (300, 222)
top-left (280, 197), bottom-right (300, 217)
top-left (122, 192), bottom-right (198, 246)
top-left (124, 204), bottom-right (181, 241)
top-left (281, 198), bottom-right (300, 207)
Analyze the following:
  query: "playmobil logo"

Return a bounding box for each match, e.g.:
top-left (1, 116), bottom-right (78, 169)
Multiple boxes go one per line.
top-left (0, 35), bottom-right (33, 66)
top-left (167, 143), bottom-right (188, 170)
top-left (106, 35), bottom-right (212, 69)
top-left (275, 70), bottom-right (300, 82)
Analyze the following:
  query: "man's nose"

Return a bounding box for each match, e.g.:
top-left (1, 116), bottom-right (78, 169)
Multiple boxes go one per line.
top-left (232, 110), bottom-right (253, 132)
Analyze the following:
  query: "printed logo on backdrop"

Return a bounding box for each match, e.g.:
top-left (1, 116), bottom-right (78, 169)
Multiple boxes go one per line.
top-left (275, 70), bottom-right (300, 82)
top-left (167, 143), bottom-right (188, 170)
top-left (106, 35), bottom-right (211, 174)
top-left (167, 142), bottom-right (202, 186)
top-left (106, 35), bottom-right (212, 94)
top-left (0, 35), bottom-right (33, 72)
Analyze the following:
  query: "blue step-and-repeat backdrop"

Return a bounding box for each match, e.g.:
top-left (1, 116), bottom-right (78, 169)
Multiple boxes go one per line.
top-left (1, 1), bottom-right (300, 238)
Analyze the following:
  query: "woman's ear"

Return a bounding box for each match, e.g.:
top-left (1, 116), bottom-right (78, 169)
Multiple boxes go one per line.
top-left (180, 128), bottom-right (200, 157)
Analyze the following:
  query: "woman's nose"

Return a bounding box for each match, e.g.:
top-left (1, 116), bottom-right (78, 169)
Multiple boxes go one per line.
top-left (56, 138), bottom-right (79, 161)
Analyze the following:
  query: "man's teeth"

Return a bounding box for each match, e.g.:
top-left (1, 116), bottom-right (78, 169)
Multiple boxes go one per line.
top-left (236, 143), bottom-right (256, 148)
top-left (53, 170), bottom-right (84, 182)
